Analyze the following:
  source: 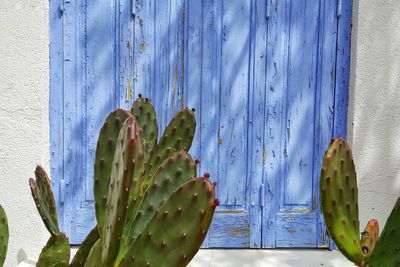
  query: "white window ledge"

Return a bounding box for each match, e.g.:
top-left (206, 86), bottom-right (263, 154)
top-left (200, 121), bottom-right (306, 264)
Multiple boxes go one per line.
top-left (17, 249), bottom-right (353, 267)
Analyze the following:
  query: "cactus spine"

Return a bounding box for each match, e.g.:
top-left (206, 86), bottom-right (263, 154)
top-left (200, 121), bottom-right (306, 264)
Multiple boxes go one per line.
top-left (321, 138), bottom-right (400, 267)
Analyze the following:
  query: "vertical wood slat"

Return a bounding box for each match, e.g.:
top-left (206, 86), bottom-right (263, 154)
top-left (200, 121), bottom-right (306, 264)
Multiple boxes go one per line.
top-left (315, 0), bottom-right (338, 247)
top-left (133, 0), bottom-right (155, 99)
top-left (49, 0), bottom-right (65, 231)
top-left (263, 0), bottom-right (290, 248)
top-left (153, 0), bottom-right (184, 133)
top-left (248, 0), bottom-right (266, 248)
top-left (218, 0), bottom-right (250, 207)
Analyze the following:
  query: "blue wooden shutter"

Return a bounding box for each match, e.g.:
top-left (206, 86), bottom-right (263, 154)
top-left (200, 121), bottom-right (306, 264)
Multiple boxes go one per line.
top-left (50, 0), bottom-right (352, 247)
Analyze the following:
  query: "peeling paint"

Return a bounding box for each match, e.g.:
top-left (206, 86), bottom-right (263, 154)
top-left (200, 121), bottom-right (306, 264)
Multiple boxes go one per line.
top-left (126, 78), bottom-right (132, 102)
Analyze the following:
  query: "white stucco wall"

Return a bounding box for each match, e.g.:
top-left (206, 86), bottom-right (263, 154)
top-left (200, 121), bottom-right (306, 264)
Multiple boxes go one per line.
top-left (0, 1), bottom-right (50, 266)
top-left (0, 0), bottom-right (399, 266)
top-left (348, 0), bottom-right (400, 229)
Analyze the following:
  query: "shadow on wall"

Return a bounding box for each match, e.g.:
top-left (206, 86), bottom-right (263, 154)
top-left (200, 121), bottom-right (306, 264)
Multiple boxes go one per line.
top-left (348, 0), bottom-right (400, 226)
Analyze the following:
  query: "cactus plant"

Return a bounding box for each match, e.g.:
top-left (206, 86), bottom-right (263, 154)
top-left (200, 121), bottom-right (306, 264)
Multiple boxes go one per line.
top-left (94, 109), bottom-right (131, 237)
top-left (70, 226), bottom-right (99, 267)
top-left (321, 138), bottom-right (400, 267)
top-left (0, 205), bottom-right (8, 267)
top-left (29, 166), bottom-right (60, 236)
top-left (360, 219), bottom-right (379, 258)
top-left (85, 95), bottom-right (217, 267)
top-left (130, 94), bottom-right (158, 169)
top-left (101, 116), bottom-right (144, 265)
top-left (36, 233), bottom-right (70, 267)
top-left (5, 95), bottom-right (216, 267)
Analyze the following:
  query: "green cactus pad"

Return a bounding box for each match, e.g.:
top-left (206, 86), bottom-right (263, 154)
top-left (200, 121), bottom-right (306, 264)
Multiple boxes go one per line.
top-left (84, 240), bottom-right (103, 267)
top-left (366, 197), bottom-right (400, 267)
top-left (320, 138), bottom-right (363, 264)
top-left (117, 150), bottom-right (197, 262)
top-left (36, 233), bottom-right (70, 267)
top-left (0, 205), bottom-right (8, 267)
top-left (360, 219), bottom-right (379, 259)
top-left (101, 117), bottom-right (144, 265)
top-left (142, 108), bottom-right (196, 190)
top-left (29, 166), bottom-right (59, 236)
top-left (131, 95), bottom-right (158, 168)
top-left (94, 109), bottom-right (131, 237)
top-left (118, 176), bottom-right (218, 267)
top-left (70, 226), bottom-right (100, 267)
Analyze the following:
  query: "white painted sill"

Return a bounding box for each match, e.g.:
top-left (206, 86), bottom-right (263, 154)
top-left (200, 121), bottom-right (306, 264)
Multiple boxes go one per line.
top-left (17, 249), bottom-right (354, 267)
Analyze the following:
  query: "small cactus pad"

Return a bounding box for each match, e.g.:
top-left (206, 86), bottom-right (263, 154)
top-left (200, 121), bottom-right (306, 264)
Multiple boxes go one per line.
top-left (131, 95), bottom-right (158, 168)
top-left (84, 240), bottom-right (103, 267)
top-left (142, 108), bottom-right (196, 189)
top-left (320, 138), bottom-right (363, 264)
top-left (117, 151), bottom-right (197, 262)
top-left (29, 166), bottom-right (59, 236)
top-left (366, 197), bottom-right (400, 267)
top-left (101, 117), bottom-right (144, 265)
top-left (0, 205), bottom-right (8, 267)
top-left (36, 233), bottom-right (70, 267)
top-left (70, 226), bottom-right (100, 267)
top-left (118, 176), bottom-right (218, 267)
top-left (94, 109), bottom-right (131, 237)
top-left (361, 219), bottom-right (379, 258)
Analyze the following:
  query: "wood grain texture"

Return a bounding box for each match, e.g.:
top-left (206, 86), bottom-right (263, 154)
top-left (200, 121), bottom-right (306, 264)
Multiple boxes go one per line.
top-left (50, 0), bottom-right (353, 247)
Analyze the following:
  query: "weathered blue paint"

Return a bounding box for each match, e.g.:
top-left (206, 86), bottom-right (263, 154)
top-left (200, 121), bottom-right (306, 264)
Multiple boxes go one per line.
top-left (50, 0), bottom-right (353, 247)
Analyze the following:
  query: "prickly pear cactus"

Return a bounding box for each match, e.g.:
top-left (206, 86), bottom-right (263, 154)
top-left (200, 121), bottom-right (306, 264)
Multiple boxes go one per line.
top-left (141, 108), bottom-right (196, 189)
top-left (360, 219), bottom-right (379, 258)
top-left (70, 226), bottom-right (99, 267)
top-left (101, 117), bottom-right (144, 265)
top-left (84, 240), bottom-right (103, 267)
top-left (29, 166), bottom-right (59, 236)
top-left (94, 109), bottom-right (131, 237)
top-left (0, 205), bottom-right (8, 267)
top-left (366, 197), bottom-right (400, 267)
top-left (118, 176), bottom-right (218, 267)
top-left (131, 94), bottom-right (158, 168)
top-left (117, 150), bottom-right (197, 263)
top-left (36, 233), bottom-right (70, 267)
top-left (320, 138), bottom-right (363, 264)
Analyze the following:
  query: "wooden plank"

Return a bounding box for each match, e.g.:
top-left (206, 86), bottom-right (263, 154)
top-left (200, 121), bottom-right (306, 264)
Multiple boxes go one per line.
top-left (118, 0), bottom-right (135, 110)
top-left (283, 0), bottom-right (320, 208)
top-left (133, 0), bottom-right (155, 99)
top-left (275, 212), bottom-right (317, 247)
top-left (247, 0), bottom-right (266, 248)
top-left (218, 0), bottom-right (250, 206)
top-left (263, 0), bottom-right (290, 248)
top-left (49, 0), bottom-right (65, 231)
top-left (314, 0), bottom-right (338, 248)
top-left (62, 0), bottom-right (89, 243)
top-left (85, 0), bottom-right (118, 204)
top-left (153, 0), bottom-right (184, 132)
top-left (199, 0), bottom-right (221, 206)
top-left (185, 0), bottom-right (202, 168)
top-left (209, 212), bottom-right (250, 248)
top-left (334, 0), bottom-right (353, 138)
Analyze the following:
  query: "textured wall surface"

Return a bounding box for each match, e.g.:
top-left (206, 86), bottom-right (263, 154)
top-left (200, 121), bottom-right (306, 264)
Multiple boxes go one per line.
top-left (0, 0), bottom-right (50, 266)
top-left (1, 0), bottom-right (400, 266)
top-left (348, 0), bottom-right (400, 230)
